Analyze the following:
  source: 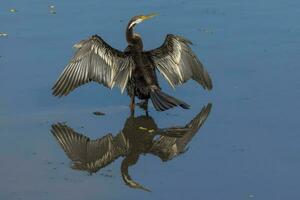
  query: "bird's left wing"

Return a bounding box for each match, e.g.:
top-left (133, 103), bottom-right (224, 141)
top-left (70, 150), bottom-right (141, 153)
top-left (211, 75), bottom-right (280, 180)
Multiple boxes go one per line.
top-left (143, 34), bottom-right (212, 90)
top-left (52, 35), bottom-right (135, 96)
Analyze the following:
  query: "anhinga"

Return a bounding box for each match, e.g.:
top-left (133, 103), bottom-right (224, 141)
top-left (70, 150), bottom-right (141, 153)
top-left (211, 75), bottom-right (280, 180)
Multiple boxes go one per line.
top-left (51, 103), bottom-right (212, 191)
top-left (52, 14), bottom-right (212, 112)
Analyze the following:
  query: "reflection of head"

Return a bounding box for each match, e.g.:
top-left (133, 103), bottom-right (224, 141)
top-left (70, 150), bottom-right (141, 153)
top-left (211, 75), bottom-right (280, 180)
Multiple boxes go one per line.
top-left (121, 153), bottom-right (151, 192)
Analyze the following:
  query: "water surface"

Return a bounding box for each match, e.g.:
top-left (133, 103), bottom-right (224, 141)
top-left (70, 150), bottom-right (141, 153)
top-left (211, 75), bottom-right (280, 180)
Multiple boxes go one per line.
top-left (1, 0), bottom-right (300, 199)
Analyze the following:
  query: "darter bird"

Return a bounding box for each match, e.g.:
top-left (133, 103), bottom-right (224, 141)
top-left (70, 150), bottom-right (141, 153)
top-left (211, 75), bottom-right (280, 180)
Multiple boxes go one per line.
top-left (52, 14), bottom-right (213, 113)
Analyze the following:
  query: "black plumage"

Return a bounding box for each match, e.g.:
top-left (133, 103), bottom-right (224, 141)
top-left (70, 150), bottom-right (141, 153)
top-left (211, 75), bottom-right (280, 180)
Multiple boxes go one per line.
top-left (52, 14), bottom-right (213, 113)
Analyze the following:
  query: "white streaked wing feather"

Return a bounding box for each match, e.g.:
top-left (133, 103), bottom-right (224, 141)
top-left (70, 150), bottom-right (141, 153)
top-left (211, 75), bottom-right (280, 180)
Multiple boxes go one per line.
top-left (51, 123), bottom-right (88, 162)
top-left (150, 103), bottom-right (212, 161)
top-left (144, 34), bottom-right (212, 90)
top-left (51, 123), bottom-right (122, 173)
top-left (52, 35), bottom-right (134, 96)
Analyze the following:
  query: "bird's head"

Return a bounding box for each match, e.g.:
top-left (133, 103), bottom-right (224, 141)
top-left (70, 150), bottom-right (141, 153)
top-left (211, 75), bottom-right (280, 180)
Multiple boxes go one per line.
top-left (127, 13), bottom-right (158, 30)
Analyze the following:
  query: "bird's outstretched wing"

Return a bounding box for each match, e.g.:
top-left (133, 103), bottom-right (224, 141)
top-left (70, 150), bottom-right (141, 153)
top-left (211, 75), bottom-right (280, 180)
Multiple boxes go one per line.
top-left (150, 103), bottom-right (212, 161)
top-left (52, 35), bottom-right (134, 96)
top-left (144, 34), bottom-right (212, 90)
top-left (51, 123), bottom-right (122, 173)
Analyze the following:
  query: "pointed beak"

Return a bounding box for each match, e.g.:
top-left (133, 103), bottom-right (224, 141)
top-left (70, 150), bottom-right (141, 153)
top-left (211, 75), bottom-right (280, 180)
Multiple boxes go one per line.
top-left (140, 13), bottom-right (158, 21)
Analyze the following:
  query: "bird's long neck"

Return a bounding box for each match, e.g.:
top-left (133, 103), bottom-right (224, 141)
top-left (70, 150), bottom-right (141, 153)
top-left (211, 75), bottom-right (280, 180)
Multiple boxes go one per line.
top-left (126, 26), bottom-right (134, 44)
top-left (126, 26), bottom-right (143, 50)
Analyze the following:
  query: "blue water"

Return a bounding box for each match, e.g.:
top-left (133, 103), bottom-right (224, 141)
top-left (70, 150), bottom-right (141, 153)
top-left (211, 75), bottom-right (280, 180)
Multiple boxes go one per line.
top-left (1, 0), bottom-right (300, 199)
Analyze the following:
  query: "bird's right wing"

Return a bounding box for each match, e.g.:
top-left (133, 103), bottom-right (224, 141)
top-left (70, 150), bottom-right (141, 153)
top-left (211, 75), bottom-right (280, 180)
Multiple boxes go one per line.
top-left (52, 35), bottom-right (135, 96)
top-left (51, 123), bottom-right (121, 173)
top-left (51, 123), bottom-right (88, 162)
top-left (150, 103), bottom-right (212, 161)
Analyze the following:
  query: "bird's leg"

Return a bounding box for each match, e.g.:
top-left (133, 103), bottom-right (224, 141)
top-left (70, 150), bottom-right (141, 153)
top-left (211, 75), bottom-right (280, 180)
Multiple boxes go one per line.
top-left (137, 99), bottom-right (149, 115)
top-left (130, 96), bottom-right (135, 116)
top-left (137, 99), bottom-right (148, 109)
top-left (144, 99), bottom-right (149, 116)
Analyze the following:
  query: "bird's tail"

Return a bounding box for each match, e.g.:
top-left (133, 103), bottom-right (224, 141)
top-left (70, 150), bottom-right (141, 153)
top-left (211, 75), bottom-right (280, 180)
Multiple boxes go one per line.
top-left (150, 89), bottom-right (190, 111)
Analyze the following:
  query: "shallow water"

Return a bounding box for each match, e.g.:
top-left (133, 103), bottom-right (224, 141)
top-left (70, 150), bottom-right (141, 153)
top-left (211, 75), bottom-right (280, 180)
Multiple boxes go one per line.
top-left (1, 0), bottom-right (300, 199)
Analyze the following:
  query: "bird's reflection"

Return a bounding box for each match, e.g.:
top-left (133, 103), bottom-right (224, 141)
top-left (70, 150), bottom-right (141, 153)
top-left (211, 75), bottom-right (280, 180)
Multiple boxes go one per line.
top-left (51, 103), bottom-right (212, 191)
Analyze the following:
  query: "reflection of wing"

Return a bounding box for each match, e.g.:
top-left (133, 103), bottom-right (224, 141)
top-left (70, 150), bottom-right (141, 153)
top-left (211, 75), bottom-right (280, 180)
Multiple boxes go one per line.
top-left (150, 103), bottom-right (212, 161)
top-left (52, 35), bottom-right (135, 96)
top-left (144, 34), bottom-right (212, 90)
top-left (51, 123), bottom-right (122, 173)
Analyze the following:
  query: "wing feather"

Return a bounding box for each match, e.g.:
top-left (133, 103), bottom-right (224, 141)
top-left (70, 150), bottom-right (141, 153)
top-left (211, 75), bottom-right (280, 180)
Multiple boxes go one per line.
top-left (51, 123), bottom-right (122, 173)
top-left (51, 123), bottom-right (88, 162)
top-left (150, 103), bottom-right (212, 161)
top-left (144, 34), bottom-right (212, 90)
top-left (52, 35), bottom-right (134, 96)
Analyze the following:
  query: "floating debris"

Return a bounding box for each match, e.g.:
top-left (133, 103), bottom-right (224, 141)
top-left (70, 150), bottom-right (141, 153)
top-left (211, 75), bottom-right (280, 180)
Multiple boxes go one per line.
top-left (9, 8), bottom-right (18, 13)
top-left (93, 111), bottom-right (105, 116)
top-left (148, 129), bottom-right (155, 133)
top-left (0, 32), bottom-right (8, 37)
top-left (248, 194), bottom-right (255, 198)
top-left (49, 5), bottom-right (56, 14)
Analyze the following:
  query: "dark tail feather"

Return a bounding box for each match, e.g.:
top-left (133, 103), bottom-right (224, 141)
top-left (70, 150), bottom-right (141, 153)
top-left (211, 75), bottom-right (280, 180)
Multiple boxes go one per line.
top-left (150, 89), bottom-right (190, 111)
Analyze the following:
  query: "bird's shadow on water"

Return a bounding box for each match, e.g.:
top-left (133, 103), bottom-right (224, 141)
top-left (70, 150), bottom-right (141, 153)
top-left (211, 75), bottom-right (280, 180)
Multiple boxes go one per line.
top-left (50, 103), bottom-right (212, 192)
